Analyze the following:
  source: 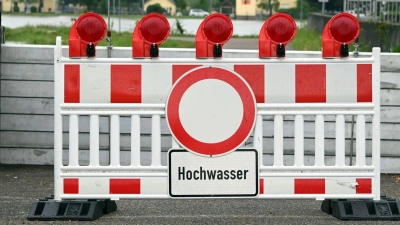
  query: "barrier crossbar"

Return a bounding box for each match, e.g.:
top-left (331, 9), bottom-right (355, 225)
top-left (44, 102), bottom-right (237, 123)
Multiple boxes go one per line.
top-left (53, 37), bottom-right (381, 201)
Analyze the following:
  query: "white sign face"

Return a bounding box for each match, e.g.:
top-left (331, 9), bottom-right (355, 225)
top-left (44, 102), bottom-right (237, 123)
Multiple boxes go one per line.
top-left (168, 149), bottom-right (258, 198)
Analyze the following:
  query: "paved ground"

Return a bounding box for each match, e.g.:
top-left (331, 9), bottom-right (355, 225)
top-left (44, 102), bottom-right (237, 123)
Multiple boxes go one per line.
top-left (1, 165), bottom-right (400, 224)
top-left (224, 38), bottom-right (263, 50)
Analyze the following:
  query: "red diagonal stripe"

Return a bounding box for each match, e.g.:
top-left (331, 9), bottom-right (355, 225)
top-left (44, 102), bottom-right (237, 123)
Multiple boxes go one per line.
top-left (356, 178), bottom-right (372, 194)
top-left (357, 64), bottom-right (372, 102)
top-left (295, 179), bottom-right (325, 194)
top-left (111, 65), bottom-right (141, 103)
top-left (296, 64), bottom-right (326, 103)
top-left (172, 65), bottom-right (201, 83)
top-left (234, 65), bottom-right (265, 103)
top-left (110, 179), bottom-right (140, 194)
top-left (64, 178), bottom-right (79, 194)
top-left (260, 178), bottom-right (264, 194)
top-left (64, 64), bottom-right (80, 103)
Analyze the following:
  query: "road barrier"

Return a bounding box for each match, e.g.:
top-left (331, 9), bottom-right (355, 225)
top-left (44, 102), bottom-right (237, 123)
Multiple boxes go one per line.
top-left (29, 12), bottom-right (398, 221)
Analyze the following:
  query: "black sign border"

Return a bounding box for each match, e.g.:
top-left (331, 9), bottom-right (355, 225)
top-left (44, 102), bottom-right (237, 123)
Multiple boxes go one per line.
top-left (168, 149), bottom-right (259, 198)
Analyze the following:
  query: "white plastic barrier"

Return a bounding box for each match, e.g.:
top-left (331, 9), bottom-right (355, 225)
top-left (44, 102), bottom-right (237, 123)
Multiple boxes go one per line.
top-left (54, 37), bottom-right (381, 201)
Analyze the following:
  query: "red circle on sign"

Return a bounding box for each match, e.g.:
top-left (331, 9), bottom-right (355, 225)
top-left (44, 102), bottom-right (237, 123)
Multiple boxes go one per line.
top-left (166, 67), bottom-right (256, 156)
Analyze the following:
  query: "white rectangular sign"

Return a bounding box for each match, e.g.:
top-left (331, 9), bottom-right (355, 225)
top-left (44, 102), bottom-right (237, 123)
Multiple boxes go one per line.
top-left (168, 149), bottom-right (258, 198)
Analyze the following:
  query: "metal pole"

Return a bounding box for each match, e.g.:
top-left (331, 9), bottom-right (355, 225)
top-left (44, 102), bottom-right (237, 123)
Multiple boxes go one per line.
top-left (350, 114), bottom-right (355, 165)
top-left (300, 0), bottom-right (303, 28)
top-left (373, 0), bottom-right (376, 20)
top-left (118, 0), bottom-right (121, 33)
top-left (107, 0), bottom-right (112, 58)
top-left (107, 0), bottom-right (113, 164)
top-left (1, 26), bottom-right (4, 44)
top-left (349, 1), bottom-right (361, 166)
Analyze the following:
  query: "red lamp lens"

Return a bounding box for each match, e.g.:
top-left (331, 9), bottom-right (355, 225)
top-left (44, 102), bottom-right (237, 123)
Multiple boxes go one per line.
top-left (202, 14), bottom-right (233, 44)
top-left (266, 14), bottom-right (296, 43)
top-left (139, 13), bottom-right (170, 43)
top-left (329, 14), bottom-right (359, 43)
top-left (76, 14), bottom-right (106, 43)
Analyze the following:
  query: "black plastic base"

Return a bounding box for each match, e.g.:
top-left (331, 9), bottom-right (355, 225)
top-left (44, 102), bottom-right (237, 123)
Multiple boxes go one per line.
top-left (28, 195), bottom-right (117, 221)
top-left (321, 196), bottom-right (400, 220)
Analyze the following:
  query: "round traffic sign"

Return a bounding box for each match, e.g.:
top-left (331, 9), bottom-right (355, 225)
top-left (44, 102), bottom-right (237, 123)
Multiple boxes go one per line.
top-left (166, 66), bottom-right (256, 156)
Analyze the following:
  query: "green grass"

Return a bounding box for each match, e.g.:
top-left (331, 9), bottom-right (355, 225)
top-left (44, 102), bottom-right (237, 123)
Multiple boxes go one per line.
top-left (5, 25), bottom-right (195, 48)
top-left (5, 25), bottom-right (70, 45)
top-left (5, 24), bottom-right (371, 52)
top-left (96, 31), bottom-right (195, 48)
top-left (6, 25), bottom-right (320, 50)
top-left (291, 27), bottom-right (322, 51)
top-left (291, 27), bottom-right (373, 52)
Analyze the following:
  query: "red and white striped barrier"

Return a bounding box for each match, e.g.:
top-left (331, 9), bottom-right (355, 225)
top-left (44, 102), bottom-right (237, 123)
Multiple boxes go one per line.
top-left (64, 63), bottom-right (372, 104)
top-left (63, 177), bottom-right (167, 197)
top-left (54, 37), bottom-right (381, 201)
top-left (260, 177), bottom-right (373, 197)
top-left (61, 176), bottom-right (373, 198)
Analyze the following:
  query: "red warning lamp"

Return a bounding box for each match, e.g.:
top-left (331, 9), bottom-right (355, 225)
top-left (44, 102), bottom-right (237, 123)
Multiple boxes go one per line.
top-left (195, 13), bottom-right (233, 58)
top-left (132, 13), bottom-right (170, 58)
top-left (259, 13), bottom-right (296, 58)
top-left (69, 12), bottom-right (107, 58)
top-left (322, 13), bottom-right (360, 58)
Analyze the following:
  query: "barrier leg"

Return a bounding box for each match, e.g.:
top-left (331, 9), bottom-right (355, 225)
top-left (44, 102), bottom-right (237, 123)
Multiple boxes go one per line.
top-left (28, 195), bottom-right (117, 221)
top-left (321, 196), bottom-right (400, 220)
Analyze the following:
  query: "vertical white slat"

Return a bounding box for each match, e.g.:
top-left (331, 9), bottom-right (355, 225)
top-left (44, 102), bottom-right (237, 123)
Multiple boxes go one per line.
top-left (274, 115), bottom-right (283, 167)
top-left (53, 36), bottom-right (63, 201)
top-left (131, 115), bottom-right (141, 166)
top-left (69, 115), bottom-right (79, 166)
top-left (335, 115), bottom-right (345, 166)
top-left (315, 115), bottom-right (325, 166)
top-left (110, 115), bottom-right (120, 166)
top-left (254, 115), bottom-right (264, 166)
top-left (372, 47), bottom-right (381, 200)
top-left (294, 115), bottom-right (304, 167)
top-left (89, 115), bottom-right (100, 167)
top-left (152, 115), bottom-right (161, 167)
top-left (172, 138), bottom-right (180, 149)
top-left (356, 115), bottom-right (366, 166)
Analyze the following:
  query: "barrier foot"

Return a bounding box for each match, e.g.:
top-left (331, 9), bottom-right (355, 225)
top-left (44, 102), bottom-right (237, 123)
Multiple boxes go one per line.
top-left (27, 195), bottom-right (117, 221)
top-left (321, 196), bottom-right (400, 220)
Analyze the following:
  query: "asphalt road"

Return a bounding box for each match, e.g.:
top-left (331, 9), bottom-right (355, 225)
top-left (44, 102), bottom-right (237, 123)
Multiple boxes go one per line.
top-left (1, 165), bottom-right (400, 224)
